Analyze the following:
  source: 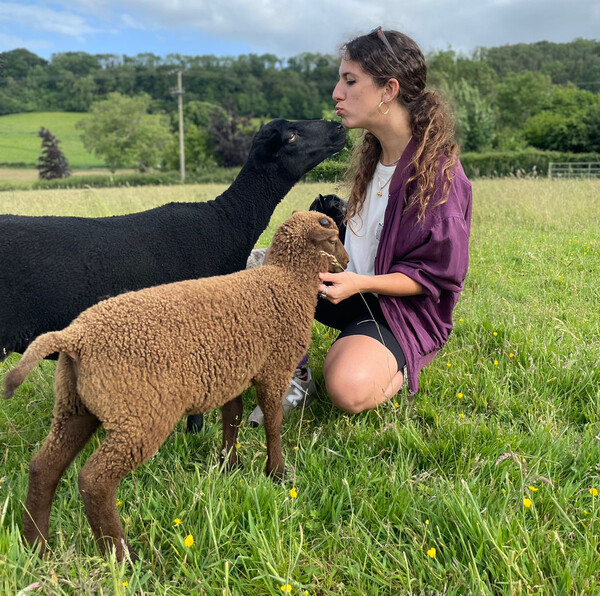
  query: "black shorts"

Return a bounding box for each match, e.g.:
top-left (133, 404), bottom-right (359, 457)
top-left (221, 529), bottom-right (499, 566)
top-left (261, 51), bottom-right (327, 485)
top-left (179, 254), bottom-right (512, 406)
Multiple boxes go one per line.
top-left (315, 292), bottom-right (406, 372)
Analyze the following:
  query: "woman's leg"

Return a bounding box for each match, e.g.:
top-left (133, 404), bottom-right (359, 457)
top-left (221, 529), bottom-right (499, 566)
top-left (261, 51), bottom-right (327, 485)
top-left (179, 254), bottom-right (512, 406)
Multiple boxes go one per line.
top-left (322, 334), bottom-right (404, 414)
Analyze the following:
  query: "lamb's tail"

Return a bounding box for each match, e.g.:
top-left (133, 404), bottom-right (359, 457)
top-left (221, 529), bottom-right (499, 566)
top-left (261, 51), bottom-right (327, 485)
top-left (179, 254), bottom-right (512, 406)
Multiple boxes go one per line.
top-left (3, 330), bottom-right (76, 400)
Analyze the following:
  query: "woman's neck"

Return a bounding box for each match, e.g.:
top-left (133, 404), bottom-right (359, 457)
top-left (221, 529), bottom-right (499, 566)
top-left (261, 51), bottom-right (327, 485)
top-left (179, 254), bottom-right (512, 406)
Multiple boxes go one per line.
top-left (369, 107), bottom-right (413, 165)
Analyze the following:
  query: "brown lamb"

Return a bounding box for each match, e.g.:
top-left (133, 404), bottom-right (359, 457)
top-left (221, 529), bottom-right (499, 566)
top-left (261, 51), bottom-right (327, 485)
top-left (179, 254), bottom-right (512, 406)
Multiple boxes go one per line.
top-left (3, 210), bottom-right (349, 562)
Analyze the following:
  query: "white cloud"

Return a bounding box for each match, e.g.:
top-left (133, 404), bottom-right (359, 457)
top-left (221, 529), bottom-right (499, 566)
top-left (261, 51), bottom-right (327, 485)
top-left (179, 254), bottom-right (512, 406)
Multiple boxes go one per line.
top-left (0, 2), bottom-right (99, 39)
top-left (120, 13), bottom-right (147, 31)
top-left (2, 0), bottom-right (598, 57)
top-left (0, 32), bottom-right (52, 52)
top-left (78, 0), bottom-right (600, 55)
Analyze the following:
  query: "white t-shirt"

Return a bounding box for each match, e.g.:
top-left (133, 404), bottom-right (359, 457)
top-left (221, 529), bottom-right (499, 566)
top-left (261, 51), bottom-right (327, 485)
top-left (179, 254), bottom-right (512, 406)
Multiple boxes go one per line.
top-left (344, 161), bottom-right (396, 276)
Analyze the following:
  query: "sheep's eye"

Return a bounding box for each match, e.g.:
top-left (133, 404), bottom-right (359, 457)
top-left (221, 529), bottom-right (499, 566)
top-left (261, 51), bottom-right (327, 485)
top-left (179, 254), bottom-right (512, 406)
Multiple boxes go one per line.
top-left (289, 133), bottom-right (297, 142)
top-left (319, 218), bottom-right (331, 227)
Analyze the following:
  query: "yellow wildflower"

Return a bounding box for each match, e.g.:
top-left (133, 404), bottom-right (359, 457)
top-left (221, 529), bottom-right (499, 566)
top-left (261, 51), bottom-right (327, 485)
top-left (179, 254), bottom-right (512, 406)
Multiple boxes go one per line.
top-left (289, 487), bottom-right (298, 499)
top-left (458, 413), bottom-right (465, 418)
top-left (457, 392), bottom-right (463, 399)
top-left (425, 519), bottom-right (429, 525)
top-left (281, 585), bottom-right (292, 593)
top-left (122, 581), bottom-right (128, 587)
top-left (116, 499), bottom-right (123, 507)
top-left (523, 498), bottom-right (533, 508)
top-left (459, 318), bottom-right (464, 322)
top-left (393, 401), bottom-right (400, 408)
top-left (509, 353), bottom-right (514, 358)
top-left (174, 518), bottom-right (182, 525)
top-left (184, 534), bottom-right (194, 548)
top-left (493, 331), bottom-right (498, 337)
top-left (236, 443), bottom-right (241, 449)
top-left (494, 360), bottom-right (499, 366)
top-left (590, 488), bottom-right (598, 497)
top-left (528, 486), bottom-right (538, 492)
top-left (446, 362), bottom-right (452, 368)
top-left (426, 547), bottom-right (436, 558)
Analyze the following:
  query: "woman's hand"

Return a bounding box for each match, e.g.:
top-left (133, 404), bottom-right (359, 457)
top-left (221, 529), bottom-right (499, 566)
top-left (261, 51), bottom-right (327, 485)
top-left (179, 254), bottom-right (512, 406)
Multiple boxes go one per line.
top-left (318, 271), bottom-right (364, 304)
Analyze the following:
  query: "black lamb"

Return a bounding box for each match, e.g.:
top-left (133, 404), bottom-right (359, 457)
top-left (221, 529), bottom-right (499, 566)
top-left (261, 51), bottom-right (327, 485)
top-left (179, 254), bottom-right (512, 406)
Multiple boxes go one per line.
top-left (0, 119), bottom-right (346, 432)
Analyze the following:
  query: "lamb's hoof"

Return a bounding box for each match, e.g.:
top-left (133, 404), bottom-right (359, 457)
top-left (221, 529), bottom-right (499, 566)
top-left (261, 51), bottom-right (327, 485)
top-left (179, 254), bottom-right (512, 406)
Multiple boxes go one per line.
top-left (219, 453), bottom-right (244, 473)
top-left (267, 464), bottom-right (295, 484)
top-left (186, 414), bottom-right (205, 434)
top-left (117, 539), bottom-right (139, 564)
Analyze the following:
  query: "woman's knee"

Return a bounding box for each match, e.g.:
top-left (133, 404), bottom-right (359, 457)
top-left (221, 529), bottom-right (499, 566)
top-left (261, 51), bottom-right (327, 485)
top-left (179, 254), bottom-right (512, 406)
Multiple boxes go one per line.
top-left (324, 369), bottom-right (382, 414)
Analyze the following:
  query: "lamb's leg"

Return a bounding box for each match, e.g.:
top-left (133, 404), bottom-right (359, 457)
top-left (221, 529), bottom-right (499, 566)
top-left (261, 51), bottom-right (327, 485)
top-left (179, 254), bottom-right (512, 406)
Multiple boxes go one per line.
top-left (78, 418), bottom-right (176, 562)
top-left (255, 377), bottom-right (290, 481)
top-left (220, 395), bottom-right (243, 470)
top-left (24, 412), bottom-right (100, 555)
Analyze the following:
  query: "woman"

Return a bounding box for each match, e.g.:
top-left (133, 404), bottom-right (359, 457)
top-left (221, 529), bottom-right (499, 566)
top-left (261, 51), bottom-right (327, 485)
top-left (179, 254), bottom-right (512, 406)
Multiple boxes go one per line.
top-left (249, 27), bottom-right (471, 424)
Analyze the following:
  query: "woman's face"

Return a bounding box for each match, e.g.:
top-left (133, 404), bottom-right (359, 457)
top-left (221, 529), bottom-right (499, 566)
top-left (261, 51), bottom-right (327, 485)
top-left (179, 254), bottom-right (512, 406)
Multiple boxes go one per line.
top-left (332, 56), bottom-right (382, 130)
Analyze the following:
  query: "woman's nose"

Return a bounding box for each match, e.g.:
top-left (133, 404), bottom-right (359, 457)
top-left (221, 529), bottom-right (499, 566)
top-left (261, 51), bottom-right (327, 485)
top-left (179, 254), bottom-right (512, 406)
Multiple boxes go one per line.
top-left (332, 82), bottom-right (343, 101)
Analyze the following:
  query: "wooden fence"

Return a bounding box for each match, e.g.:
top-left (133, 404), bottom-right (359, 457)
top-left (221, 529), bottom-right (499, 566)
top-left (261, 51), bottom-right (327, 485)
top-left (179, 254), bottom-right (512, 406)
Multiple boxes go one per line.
top-left (548, 162), bottom-right (600, 178)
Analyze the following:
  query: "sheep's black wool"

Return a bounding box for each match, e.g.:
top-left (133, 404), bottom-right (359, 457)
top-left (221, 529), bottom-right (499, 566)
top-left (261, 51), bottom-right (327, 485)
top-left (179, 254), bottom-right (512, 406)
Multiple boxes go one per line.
top-left (0, 119), bottom-right (345, 431)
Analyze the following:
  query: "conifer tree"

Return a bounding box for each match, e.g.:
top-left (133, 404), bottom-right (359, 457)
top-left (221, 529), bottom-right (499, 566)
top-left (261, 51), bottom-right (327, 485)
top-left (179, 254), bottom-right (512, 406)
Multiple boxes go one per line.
top-left (37, 127), bottom-right (71, 180)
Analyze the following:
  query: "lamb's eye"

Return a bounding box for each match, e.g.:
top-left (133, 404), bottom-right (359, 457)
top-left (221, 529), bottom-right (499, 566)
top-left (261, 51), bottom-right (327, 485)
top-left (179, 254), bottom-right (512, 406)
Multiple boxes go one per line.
top-left (289, 133), bottom-right (297, 142)
top-left (319, 218), bottom-right (331, 227)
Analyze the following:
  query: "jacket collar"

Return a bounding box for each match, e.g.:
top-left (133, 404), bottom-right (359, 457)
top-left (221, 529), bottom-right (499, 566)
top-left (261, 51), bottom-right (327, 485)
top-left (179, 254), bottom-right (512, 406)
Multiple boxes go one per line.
top-left (389, 136), bottom-right (418, 197)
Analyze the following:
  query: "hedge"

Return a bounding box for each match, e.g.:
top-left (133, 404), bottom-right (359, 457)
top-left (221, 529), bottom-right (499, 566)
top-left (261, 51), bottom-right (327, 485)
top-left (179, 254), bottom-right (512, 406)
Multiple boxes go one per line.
top-left (304, 151), bottom-right (600, 182)
top-left (460, 150), bottom-right (600, 178)
top-left (2, 151), bottom-right (599, 192)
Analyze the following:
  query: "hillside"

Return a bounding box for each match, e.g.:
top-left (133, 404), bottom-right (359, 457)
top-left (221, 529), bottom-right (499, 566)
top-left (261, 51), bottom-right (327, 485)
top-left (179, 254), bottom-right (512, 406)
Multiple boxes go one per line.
top-left (0, 112), bottom-right (102, 167)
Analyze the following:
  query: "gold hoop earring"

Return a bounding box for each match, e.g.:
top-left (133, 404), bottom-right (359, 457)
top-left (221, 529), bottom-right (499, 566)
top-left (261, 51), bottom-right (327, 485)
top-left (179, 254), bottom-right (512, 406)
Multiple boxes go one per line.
top-left (378, 101), bottom-right (390, 115)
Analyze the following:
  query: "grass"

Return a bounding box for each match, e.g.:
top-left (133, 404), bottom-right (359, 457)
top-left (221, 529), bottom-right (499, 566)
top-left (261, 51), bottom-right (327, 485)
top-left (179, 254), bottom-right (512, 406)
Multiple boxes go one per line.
top-left (1, 179), bottom-right (600, 594)
top-left (0, 112), bottom-right (101, 168)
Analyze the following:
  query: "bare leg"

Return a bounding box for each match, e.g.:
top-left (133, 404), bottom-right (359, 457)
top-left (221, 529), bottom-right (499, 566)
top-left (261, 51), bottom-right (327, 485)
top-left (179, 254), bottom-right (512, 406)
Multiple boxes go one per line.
top-left (220, 395), bottom-right (243, 470)
top-left (24, 413), bottom-right (100, 554)
top-left (323, 335), bottom-right (403, 413)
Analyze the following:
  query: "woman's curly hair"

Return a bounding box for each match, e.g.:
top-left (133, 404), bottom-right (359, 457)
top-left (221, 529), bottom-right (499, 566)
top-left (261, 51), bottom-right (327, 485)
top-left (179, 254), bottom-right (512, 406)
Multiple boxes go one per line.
top-left (343, 30), bottom-right (458, 222)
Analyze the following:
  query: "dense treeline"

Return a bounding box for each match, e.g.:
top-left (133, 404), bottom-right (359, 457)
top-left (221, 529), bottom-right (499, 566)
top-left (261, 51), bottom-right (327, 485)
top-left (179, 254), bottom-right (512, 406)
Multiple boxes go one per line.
top-left (1, 39), bottom-right (599, 157)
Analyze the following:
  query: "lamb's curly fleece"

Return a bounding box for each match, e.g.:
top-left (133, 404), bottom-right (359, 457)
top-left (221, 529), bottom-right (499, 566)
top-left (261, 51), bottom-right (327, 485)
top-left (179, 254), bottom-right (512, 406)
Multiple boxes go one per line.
top-left (3, 210), bottom-right (349, 562)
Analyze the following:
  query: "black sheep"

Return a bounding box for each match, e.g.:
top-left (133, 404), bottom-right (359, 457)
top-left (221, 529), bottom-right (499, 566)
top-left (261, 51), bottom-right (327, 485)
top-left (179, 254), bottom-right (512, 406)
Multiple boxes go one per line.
top-left (0, 119), bottom-right (346, 432)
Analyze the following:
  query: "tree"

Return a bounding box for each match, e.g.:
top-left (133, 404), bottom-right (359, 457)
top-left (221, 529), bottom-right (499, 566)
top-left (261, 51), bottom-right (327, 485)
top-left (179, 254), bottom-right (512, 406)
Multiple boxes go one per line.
top-left (523, 84), bottom-right (600, 152)
top-left (37, 127), bottom-right (71, 179)
top-left (495, 72), bottom-right (553, 129)
top-left (451, 79), bottom-right (496, 152)
top-left (77, 93), bottom-right (173, 172)
top-left (207, 101), bottom-right (257, 167)
top-left (163, 101), bottom-right (226, 171)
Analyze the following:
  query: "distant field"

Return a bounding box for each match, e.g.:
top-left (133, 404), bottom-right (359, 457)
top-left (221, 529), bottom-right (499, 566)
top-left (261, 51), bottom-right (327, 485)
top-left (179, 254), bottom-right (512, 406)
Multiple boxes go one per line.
top-left (0, 112), bottom-right (103, 168)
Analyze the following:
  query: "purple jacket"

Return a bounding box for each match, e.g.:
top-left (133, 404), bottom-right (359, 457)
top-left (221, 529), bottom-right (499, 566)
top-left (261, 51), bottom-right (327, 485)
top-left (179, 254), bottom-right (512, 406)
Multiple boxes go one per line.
top-left (375, 138), bottom-right (472, 394)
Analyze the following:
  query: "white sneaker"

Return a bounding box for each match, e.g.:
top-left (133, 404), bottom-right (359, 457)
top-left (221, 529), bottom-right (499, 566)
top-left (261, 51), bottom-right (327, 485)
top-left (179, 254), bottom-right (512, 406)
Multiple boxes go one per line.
top-left (248, 367), bottom-right (316, 427)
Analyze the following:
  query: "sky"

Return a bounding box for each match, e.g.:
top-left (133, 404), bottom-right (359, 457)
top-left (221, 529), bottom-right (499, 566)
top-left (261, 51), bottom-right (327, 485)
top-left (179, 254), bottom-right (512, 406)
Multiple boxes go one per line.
top-left (0, 0), bottom-right (598, 60)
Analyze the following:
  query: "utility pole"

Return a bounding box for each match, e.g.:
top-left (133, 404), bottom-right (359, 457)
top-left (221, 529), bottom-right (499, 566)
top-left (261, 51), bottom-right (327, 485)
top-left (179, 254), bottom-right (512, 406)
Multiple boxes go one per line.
top-left (170, 70), bottom-right (185, 183)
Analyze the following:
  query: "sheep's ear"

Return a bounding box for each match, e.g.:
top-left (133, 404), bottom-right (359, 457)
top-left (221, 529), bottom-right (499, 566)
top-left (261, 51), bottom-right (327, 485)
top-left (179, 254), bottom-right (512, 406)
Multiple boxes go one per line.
top-left (264, 129), bottom-right (284, 155)
top-left (308, 224), bottom-right (337, 246)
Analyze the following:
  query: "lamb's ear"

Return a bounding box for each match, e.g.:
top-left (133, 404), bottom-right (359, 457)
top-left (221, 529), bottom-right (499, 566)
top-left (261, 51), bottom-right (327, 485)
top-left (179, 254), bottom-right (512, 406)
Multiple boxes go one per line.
top-left (308, 220), bottom-right (337, 246)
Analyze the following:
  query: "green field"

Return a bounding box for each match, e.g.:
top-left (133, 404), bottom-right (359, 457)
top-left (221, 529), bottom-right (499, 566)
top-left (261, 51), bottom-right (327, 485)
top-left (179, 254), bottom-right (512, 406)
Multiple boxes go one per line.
top-left (1, 179), bottom-right (600, 594)
top-left (0, 112), bottom-right (102, 168)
